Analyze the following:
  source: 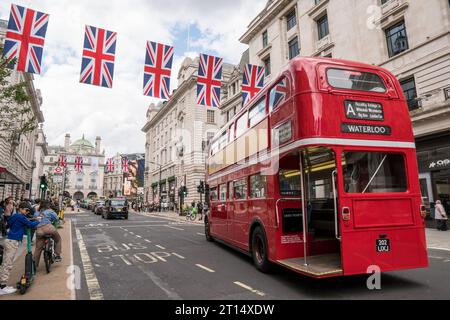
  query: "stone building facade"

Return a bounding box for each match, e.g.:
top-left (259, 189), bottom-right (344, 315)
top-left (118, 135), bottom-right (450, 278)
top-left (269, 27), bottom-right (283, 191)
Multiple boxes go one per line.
top-left (0, 19), bottom-right (45, 201)
top-left (43, 134), bottom-right (105, 200)
top-left (142, 57), bottom-right (236, 207)
top-left (240, 0), bottom-right (450, 210)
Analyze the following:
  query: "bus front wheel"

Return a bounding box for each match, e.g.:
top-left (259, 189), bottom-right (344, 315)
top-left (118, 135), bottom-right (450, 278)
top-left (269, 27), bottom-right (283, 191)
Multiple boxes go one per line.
top-left (251, 226), bottom-right (273, 273)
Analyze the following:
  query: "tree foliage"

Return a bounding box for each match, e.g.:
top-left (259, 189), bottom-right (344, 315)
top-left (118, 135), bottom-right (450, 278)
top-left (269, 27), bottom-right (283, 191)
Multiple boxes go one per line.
top-left (0, 45), bottom-right (37, 144)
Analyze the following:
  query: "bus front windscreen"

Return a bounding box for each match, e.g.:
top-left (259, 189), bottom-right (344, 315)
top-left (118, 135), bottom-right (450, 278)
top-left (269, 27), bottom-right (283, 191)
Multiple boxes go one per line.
top-left (343, 152), bottom-right (407, 193)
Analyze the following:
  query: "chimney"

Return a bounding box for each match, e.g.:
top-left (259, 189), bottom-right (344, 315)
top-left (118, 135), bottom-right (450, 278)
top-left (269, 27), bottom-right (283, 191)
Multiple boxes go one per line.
top-left (64, 133), bottom-right (70, 150)
top-left (95, 136), bottom-right (101, 154)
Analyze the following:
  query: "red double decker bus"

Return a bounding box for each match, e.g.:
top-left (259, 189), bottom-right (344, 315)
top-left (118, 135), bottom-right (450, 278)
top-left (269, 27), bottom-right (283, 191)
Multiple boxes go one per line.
top-left (205, 57), bottom-right (428, 278)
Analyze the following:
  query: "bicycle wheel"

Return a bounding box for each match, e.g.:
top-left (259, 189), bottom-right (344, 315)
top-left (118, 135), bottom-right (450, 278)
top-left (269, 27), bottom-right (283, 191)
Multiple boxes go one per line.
top-left (44, 249), bottom-right (51, 274)
top-left (190, 213), bottom-right (197, 221)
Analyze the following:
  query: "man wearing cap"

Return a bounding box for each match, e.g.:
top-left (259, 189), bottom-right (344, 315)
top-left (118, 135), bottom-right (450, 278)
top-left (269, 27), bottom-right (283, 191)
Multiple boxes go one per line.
top-left (0, 202), bottom-right (41, 295)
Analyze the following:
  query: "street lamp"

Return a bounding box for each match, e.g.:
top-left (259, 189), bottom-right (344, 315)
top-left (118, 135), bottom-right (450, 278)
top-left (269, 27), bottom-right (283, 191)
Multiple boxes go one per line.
top-left (149, 160), bottom-right (162, 212)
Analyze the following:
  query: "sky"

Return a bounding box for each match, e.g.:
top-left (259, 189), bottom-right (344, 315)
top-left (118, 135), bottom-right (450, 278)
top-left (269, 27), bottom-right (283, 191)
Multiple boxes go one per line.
top-left (0, 0), bottom-right (266, 157)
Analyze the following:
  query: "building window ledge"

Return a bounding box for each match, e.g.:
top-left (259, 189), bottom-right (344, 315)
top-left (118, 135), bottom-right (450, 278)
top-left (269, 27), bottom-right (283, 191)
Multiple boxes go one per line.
top-left (375, 0), bottom-right (409, 29)
top-left (256, 44), bottom-right (272, 58)
top-left (307, 0), bottom-right (330, 20)
top-left (312, 35), bottom-right (334, 57)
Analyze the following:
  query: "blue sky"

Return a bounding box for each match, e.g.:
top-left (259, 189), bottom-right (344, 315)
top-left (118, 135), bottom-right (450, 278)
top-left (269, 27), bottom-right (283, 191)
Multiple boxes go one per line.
top-left (0, 1), bottom-right (266, 156)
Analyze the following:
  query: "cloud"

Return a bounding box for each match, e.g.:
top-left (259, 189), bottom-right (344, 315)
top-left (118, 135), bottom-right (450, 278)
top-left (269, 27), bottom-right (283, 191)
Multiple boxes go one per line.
top-left (0, 0), bottom-right (266, 157)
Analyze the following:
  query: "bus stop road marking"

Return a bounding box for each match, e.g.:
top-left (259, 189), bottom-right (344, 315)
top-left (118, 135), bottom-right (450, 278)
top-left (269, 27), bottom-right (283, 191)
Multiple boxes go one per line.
top-left (233, 281), bottom-right (266, 297)
top-left (156, 245), bottom-right (166, 250)
top-left (195, 264), bottom-right (215, 273)
top-left (172, 253), bottom-right (185, 259)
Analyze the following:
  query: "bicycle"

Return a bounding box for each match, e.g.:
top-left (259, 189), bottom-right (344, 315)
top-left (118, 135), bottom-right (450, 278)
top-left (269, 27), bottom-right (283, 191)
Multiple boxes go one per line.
top-left (43, 235), bottom-right (55, 274)
top-left (185, 207), bottom-right (198, 221)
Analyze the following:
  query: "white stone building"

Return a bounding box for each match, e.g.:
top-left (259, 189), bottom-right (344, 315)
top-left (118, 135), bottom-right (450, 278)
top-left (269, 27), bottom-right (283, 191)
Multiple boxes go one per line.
top-left (142, 57), bottom-right (236, 207)
top-left (240, 0), bottom-right (450, 210)
top-left (0, 19), bottom-right (45, 201)
top-left (43, 134), bottom-right (105, 200)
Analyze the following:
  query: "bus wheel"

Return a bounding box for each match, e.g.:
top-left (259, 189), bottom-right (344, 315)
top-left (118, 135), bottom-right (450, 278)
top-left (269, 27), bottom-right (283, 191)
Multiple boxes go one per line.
top-left (251, 226), bottom-right (272, 273)
top-left (205, 218), bottom-right (214, 242)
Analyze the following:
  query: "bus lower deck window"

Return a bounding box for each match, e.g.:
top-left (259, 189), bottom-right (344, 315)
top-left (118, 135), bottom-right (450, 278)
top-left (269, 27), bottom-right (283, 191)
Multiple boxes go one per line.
top-left (342, 152), bottom-right (407, 193)
top-left (279, 169), bottom-right (301, 196)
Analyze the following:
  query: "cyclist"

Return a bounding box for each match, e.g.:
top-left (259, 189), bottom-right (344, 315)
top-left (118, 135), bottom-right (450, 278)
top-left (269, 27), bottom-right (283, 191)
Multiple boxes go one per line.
top-left (33, 200), bottom-right (62, 269)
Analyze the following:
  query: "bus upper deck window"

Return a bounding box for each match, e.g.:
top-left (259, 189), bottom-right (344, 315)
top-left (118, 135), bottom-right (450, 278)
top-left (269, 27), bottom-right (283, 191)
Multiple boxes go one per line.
top-left (269, 78), bottom-right (289, 112)
top-left (327, 68), bottom-right (387, 93)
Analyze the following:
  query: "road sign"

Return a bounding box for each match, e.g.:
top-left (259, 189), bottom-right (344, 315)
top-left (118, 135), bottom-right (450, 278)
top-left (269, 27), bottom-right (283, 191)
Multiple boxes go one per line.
top-left (54, 166), bottom-right (63, 174)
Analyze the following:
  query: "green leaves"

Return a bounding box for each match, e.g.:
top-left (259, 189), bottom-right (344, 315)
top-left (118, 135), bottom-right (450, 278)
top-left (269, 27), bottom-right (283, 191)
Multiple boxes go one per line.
top-left (0, 44), bottom-right (37, 142)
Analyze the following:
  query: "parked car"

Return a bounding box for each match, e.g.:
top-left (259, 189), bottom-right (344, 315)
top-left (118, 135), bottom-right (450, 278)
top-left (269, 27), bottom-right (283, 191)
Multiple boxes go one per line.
top-left (87, 200), bottom-right (96, 211)
top-left (93, 200), bottom-right (105, 215)
top-left (102, 198), bottom-right (128, 220)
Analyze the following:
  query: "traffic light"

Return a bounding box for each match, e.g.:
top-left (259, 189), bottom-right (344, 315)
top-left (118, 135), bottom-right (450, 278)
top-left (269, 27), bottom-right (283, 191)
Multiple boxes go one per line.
top-left (183, 186), bottom-right (188, 197)
top-left (197, 180), bottom-right (205, 194)
top-left (39, 175), bottom-right (48, 190)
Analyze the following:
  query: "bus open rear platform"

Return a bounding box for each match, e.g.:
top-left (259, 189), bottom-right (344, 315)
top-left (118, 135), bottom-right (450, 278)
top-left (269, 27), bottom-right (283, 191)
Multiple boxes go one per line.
top-left (277, 254), bottom-right (343, 278)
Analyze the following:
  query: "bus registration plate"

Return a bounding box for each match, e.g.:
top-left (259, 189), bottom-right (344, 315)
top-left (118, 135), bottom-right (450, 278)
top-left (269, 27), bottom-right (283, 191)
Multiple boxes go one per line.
top-left (376, 239), bottom-right (390, 253)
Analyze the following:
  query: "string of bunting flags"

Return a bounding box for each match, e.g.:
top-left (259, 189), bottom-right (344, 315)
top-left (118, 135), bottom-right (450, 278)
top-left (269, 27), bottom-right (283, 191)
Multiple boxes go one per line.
top-left (2, 3), bottom-right (266, 108)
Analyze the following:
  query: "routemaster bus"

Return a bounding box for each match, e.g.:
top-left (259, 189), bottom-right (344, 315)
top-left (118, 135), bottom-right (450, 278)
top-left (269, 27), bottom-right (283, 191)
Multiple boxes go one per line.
top-left (205, 57), bottom-right (428, 278)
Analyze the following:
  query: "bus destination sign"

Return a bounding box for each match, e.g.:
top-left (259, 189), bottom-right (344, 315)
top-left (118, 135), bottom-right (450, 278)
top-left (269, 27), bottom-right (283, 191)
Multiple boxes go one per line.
top-left (341, 123), bottom-right (392, 135)
top-left (344, 100), bottom-right (384, 121)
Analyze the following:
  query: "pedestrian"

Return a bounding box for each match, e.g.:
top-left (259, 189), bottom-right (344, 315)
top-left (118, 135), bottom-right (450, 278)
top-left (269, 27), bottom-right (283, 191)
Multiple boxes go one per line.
top-left (33, 200), bottom-right (62, 268)
top-left (435, 200), bottom-right (448, 231)
top-left (197, 201), bottom-right (203, 221)
top-left (0, 202), bottom-right (41, 295)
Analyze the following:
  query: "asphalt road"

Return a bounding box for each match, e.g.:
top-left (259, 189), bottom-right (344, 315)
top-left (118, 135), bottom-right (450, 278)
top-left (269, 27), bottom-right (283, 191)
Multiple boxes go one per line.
top-left (70, 209), bottom-right (450, 300)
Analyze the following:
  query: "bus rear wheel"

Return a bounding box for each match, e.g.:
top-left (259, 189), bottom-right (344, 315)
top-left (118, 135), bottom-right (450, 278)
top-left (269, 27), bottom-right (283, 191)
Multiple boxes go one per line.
top-left (205, 217), bottom-right (214, 242)
top-left (251, 226), bottom-right (273, 273)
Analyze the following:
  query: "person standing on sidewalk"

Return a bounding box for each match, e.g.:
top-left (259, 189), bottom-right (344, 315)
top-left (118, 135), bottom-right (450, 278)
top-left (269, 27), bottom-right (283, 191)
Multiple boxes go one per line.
top-left (33, 200), bottom-right (62, 268)
top-left (435, 200), bottom-right (448, 231)
top-left (0, 202), bottom-right (41, 295)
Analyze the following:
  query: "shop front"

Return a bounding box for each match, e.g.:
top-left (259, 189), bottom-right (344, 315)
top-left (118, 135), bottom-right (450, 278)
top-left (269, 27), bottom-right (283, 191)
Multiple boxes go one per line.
top-left (417, 132), bottom-right (450, 214)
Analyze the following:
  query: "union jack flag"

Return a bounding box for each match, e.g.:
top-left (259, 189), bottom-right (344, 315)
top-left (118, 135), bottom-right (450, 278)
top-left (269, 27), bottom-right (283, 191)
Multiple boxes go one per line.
top-left (80, 25), bottom-right (117, 88)
top-left (122, 157), bottom-right (129, 174)
top-left (3, 4), bottom-right (49, 74)
top-left (74, 156), bottom-right (83, 173)
top-left (58, 155), bottom-right (67, 168)
top-left (143, 41), bottom-right (174, 99)
top-left (197, 53), bottom-right (223, 108)
top-left (271, 78), bottom-right (289, 110)
top-left (242, 64), bottom-right (265, 106)
top-left (106, 158), bottom-right (114, 173)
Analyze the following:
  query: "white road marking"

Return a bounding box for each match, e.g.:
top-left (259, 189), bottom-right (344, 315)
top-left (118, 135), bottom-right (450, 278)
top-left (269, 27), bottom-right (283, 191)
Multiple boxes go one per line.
top-left (234, 281), bottom-right (266, 297)
top-left (155, 245), bottom-right (166, 250)
top-left (166, 225), bottom-right (184, 231)
top-left (145, 239), bottom-right (152, 243)
top-left (195, 264), bottom-right (215, 273)
top-left (77, 224), bottom-right (201, 230)
top-left (75, 228), bottom-right (104, 300)
top-left (69, 220), bottom-right (76, 300)
top-left (428, 246), bottom-right (450, 252)
top-left (172, 253), bottom-right (185, 259)
top-left (135, 235), bottom-right (142, 238)
top-left (196, 233), bottom-right (204, 236)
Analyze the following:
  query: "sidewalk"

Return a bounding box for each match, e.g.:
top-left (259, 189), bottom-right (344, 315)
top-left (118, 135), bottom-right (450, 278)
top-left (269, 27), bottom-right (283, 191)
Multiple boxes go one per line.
top-left (426, 228), bottom-right (450, 251)
top-left (130, 209), bottom-right (204, 225)
top-left (0, 219), bottom-right (74, 300)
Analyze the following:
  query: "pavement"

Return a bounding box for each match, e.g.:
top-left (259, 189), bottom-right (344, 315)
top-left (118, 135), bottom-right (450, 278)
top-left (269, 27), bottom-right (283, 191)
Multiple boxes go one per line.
top-left (0, 219), bottom-right (74, 300)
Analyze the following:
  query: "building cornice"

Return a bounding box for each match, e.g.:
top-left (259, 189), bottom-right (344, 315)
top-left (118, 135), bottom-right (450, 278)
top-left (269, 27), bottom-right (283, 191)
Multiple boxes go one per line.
top-left (239, 0), bottom-right (293, 44)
